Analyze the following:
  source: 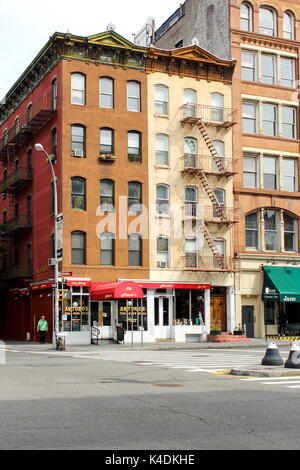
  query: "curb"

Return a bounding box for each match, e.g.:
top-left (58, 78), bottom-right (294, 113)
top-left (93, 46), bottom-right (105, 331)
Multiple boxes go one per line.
top-left (230, 368), bottom-right (300, 378)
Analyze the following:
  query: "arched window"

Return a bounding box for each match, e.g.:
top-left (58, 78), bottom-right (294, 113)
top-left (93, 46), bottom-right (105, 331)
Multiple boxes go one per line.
top-left (240, 2), bottom-right (253, 32)
top-left (128, 131), bottom-right (142, 163)
top-left (246, 210), bottom-right (297, 252)
top-left (183, 89), bottom-right (197, 118)
top-left (185, 238), bottom-right (198, 268)
top-left (156, 184), bottom-right (170, 215)
top-left (100, 77), bottom-right (114, 109)
top-left (127, 81), bottom-right (141, 112)
top-left (128, 181), bottom-right (142, 214)
top-left (71, 73), bottom-right (86, 105)
top-left (213, 238), bottom-right (225, 268)
top-left (52, 78), bottom-right (57, 110)
top-left (155, 85), bottom-right (169, 115)
top-left (212, 140), bottom-right (225, 171)
top-left (211, 93), bottom-right (224, 121)
top-left (185, 186), bottom-right (198, 218)
top-left (155, 134), bottom-right (169, 165)
top-left (259, 6), bottom-right (277, 36)
top-left (213, 189), bottom-right (225, 217)
top-left (100, 127), bottom-right (114, 155)
top-left (100, 232), bottom-right (115, 266)
top-left (71, 231), bottom-right (86, 265)
top-left (71, 177), bottom-right (86, 210)
top-left (71, 124), bottom-right (86, 157)
top-left (283, 11), bottom-right (295, 40)
top-left (184, 137), bottom-right (198, 169)
top-left (100, 179), bottom-right (115, 212)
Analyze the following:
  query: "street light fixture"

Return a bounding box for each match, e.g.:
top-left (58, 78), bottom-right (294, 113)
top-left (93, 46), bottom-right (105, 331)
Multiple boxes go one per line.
top-left (34, 143), bottom-right (59, 347)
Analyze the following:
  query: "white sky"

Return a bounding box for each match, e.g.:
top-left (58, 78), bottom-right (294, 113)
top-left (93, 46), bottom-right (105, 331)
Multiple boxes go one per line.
top-left (0, 0), bottom-right (179, 99)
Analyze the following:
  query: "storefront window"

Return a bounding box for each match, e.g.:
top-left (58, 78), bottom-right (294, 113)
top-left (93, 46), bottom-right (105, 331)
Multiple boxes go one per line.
top-left (175, 290), bottom-right (204, 325)
top-left (265, 301), bottom-right (276, 325)
top-left (59, 285), bottom-right (90, 332)
top-left (118, 298), bottom-right (148, 331)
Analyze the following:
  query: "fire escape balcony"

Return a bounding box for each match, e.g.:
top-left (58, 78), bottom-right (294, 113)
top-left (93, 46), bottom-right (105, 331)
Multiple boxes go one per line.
top-left (181, 154), bottom-right (237, 177)
top-left (180, 104), bottom-right (236, 128)
top-left (0, 264), bottom-right (32, 280)
top-left (3, 215), bottom-right (32, 235)
top-left (0, 167), bottom-right (33, 194)
top-left (183, 204), bottom-right (238, 225)
top-left (182, 254), bottom-right (238, 272)
top-left (0, 93), bottom-right (56, 160)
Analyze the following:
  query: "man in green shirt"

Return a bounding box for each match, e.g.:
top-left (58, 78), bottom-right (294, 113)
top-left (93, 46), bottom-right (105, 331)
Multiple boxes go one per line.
top-left (37, 316), bottom-right (48, 344)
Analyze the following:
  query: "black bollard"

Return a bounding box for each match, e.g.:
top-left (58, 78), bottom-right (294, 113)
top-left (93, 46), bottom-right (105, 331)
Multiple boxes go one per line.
top-left (262, 342), bottom-right (284, 366)
top-left (285, 343), bottom-right (300, 369)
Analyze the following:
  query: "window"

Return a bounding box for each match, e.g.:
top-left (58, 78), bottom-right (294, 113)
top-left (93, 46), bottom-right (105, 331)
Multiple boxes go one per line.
top-left (183, 89), bottom-right (197, 118)
top-left (185, 187), bottom-right (198, 218)
top-left (259, 7), bottom-right (276, 36)
top-left (264, 210), bottom-right (278, 251)
top-left (242, 101), bottom-right (257, 134)
top-left (213, 189), bottom-right (225, 217)
top-left (128, 182), bottom-right (142, 214)
top-left (100, 179), bottom-right (114, 211)
top-left (261, 54), bottom-right (276, 85)
top-left (27, 104), bottom-right (32, 122)
top-left (27, 148), bottom-right (32, 169)
top-left (212, 140), bottom-right (225, 171)
top-left (71, 177), bottom-right (86, 210)
top-left (185, 238), bottom-right (198, 268)
top-left (71, 73), bottom-right (85, 105)
top-left (100, 77), bottom-right (114, 109)
top-left (71, 125), bottom-right (86, 157)
top-left (157, 237), bottom-right (169, 268)
top-left (155, 134), bottom-right (169, 165)
top-left (244, 153), bottom-right (259, 188)
top-left (156, 184), bottom-right (169, 216)
top-left (155, 85), bottom-right (169, 115)
top-left (27, 195), bottom-right (32, 216)
top-left (52, 78), bottom-right (57, 110)
top-left (241, 51), bottom-right (256, 82)
top-left (128, 234), bottom-right (142, 266)
top-left (184, 137), bottom-right (198, 168)
top-left (280, 58), bottom-right (295, 88)
top-left (282, 107), bottom-right (296, 139)
top-left (245, 212), bottom-right (259, 250)
top-left (26, 244), bottom-right (32, 267)
top-left (128, 131), bottom-right (141, 163)
top-left (100, 232), bottom-right (115, 265)
top-left (283, 159), bottom-right (297, 192)
top-left (284, 11), bottom-right (294, 40)
top-left (71, 231), bottom-right (86, 265)
top-left (15, 117), bottom-right (20, 136)
top-left (284, 214), bottom-right (296, 252)
top-left (100, 128), bottom-right (114, 155)
top-left (127, 81), bottom-right (141, 112)
top-left (240, 2), bottom-right (253, 32)
top-left (214, 239), bottom-right (225, 268)
top-left (211, 93), bottom-right (224, 121)
top-left (262, 103), bottom-right (277, 136)
top-left (263, 156), bottom-right (277, 190)
top-left (51, 127), bottom-right (57, 157)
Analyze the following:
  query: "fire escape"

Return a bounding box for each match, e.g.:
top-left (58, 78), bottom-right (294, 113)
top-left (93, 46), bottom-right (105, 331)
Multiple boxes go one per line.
top-left (180, 103), bottom-right (238, 272)
top-left (0, 93), bottom-right (55, 280)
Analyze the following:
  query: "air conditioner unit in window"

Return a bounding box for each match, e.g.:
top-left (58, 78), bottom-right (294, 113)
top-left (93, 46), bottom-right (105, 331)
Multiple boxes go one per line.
top-left (73, 149), bottom-right (84, 158)
top-left (48, 258), bottom-right (56, 266)
top-left (157, 261), bottom-right (168, 268)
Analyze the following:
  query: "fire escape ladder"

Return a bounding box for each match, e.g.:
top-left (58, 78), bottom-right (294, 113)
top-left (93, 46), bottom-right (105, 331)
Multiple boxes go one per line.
top-left (197, 168), bottom-right (224, 218)
top-left (197, 119), bottom-right (226, 173)
top-left (199, 221), bottom-right (225, 269)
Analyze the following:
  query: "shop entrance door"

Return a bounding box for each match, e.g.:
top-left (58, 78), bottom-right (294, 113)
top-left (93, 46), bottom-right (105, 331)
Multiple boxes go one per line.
top-left (210, 296), bottom-right (227, 331)
top-left (242, 306), bottom-right (254, 338)
top-left (154, 297), bottom-right (173, 339)
top-left (91, 301), bottom-right (115, 340)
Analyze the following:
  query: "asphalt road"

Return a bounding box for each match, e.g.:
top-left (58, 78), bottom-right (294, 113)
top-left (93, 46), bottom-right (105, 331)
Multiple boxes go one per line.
top-left (0, 347), bottom-right (299, 450)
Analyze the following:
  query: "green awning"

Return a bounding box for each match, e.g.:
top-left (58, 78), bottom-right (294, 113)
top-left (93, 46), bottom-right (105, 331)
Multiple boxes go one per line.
top-left (263, 266), bottom-right (300, 303)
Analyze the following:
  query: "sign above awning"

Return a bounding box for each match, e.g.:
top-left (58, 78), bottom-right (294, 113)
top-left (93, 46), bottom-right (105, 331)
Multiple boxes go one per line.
top-left (91, 281), bottom-right (144, 300)
top-left (136, 282), bottom-right (211, 290)
top-left (263, 266), bottom-right (300, 303)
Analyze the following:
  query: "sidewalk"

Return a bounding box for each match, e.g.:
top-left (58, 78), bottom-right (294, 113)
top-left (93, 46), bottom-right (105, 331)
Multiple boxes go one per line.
top-left (2, 337), bottom-right (295, 352)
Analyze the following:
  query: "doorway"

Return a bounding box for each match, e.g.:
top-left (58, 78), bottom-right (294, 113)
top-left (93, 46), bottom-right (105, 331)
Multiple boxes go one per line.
top-left (242, 306), bottom-right (255, 338)
top-left (154, 296), bottom-right (173, 339)
top-left (210, 287), bottom-right (227, 331)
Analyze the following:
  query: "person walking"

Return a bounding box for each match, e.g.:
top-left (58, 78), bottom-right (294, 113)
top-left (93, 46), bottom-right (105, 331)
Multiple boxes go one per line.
top-left (37, 316), bottom-right (48, 344)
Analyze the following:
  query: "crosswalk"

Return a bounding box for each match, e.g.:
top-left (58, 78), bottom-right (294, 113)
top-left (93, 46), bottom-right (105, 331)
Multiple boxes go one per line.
top-left (73, 349), bottom-right (267, 374)
top-left (240, 376), bottom-right (300, 391)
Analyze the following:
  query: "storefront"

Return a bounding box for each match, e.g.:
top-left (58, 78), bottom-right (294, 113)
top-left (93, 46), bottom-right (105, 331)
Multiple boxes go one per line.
top-left (263, 266), bottom-right (300, 337)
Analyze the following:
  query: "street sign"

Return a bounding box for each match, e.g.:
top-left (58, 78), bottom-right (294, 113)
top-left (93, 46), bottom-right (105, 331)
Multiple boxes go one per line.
top-left (56, 213), bottom-right (63, 261)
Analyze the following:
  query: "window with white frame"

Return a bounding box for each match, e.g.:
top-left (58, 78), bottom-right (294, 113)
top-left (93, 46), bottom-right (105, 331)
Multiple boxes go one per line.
top-left (263, 156), bottom-right (277, 190)
top-left (155, 85), bottom-right (169, 115)
top-left (156, 184), bottom-right (170, 216)
top-left (243, 153), bottom-right (259, 188)
top-left (283, 11), bottom-right (295, 40)
top-left (259, 7), bottom-right (277, 36)
top-left (282, 106), bottom-right (296, 139)
top-left (280, 58), bottom-right (295, 88)
top-left (262, 103), bottom-right (277, 136)
top-left (127, 81), bottom-right (141, 112)
top-left (185, 238), bottom-right (198, 268)
top-left (157, 237), bottom-right (169, 268)
top-left (155, 134), bottom-right (169, 165)
top-left (183, 89), bottom-right (197, 118)
top-left (284, 214), bottom-right (296, 252)
top-left (242, 101), bottom-right (258, 134)
top-left (261, 54), bottom-right (276, 85)
top-left (240, 2), bottom-right (253, 32)
top-left (100, 77), bottom-right (114, 109)
top-left (283, 158), bottom-right (297, 192)
top-left (71, 73), bottom-right (86, 105)
top-left (241, 51), bottom-right (256, 82)
top-left (245, 212), bottom-right (259, 250)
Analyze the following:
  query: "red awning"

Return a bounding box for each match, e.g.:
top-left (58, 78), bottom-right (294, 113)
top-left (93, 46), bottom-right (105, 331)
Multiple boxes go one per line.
top-left (91, 281), bottom-right (144, 300)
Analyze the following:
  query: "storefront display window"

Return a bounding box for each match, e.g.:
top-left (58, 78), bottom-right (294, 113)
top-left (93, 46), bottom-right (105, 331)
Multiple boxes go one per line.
top-left (175, 290), bottom-right (204, 325)
top-left (59, 284), bottom-right (90, 332)
top-left (118, 298), bottom-right (148, 331)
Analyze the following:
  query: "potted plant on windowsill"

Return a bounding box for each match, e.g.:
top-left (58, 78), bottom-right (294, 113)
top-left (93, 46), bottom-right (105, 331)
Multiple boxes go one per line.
top-left (99, 154), bottom-right (116, 162)
top-left (210, 327), bottom-right (222, 336)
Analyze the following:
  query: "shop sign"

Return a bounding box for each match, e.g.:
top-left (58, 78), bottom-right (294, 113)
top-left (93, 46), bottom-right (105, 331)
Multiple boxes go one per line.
top-left (31, 282), bottom-right (53, 291)
top-left (119, 306), bottom-right (147, 316)
top-left (263, 287), bottom-right (279, 300)
top-left (66, 280), bottom-right (91, 287)
top-left (65, 306), bottom-right (89, 313)
top-left (282, 296), bottom-right (297, 303)
top-left (137, 282), bottom-right (211, 290)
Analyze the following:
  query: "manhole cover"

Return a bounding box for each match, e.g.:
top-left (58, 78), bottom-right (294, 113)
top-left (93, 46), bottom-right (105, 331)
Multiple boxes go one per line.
top-left (153, 384), bottom-right (183, 388)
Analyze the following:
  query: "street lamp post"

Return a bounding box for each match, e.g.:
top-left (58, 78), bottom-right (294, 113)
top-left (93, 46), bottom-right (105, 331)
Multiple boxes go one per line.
top-left (35, 143), bottom-right (59, 347)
